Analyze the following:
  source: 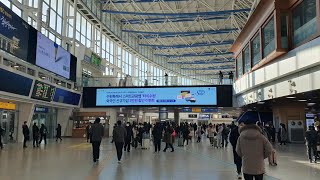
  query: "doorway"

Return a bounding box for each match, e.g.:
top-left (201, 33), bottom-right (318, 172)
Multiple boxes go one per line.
top-left (0, 110), bottom-right (18, 144)
top-left (31, 107), bottom-right (57, 139)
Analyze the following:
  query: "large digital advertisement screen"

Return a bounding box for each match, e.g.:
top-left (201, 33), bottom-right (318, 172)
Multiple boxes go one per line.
top-left (0, 2), bottom-right (30, 61)
top-left (36, 32), bottom-right (71, 79)
top-left (96, 87), bottom-right (217, 106)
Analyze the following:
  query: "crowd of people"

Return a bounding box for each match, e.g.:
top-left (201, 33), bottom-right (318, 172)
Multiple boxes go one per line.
top-left (1, 118), bottom-right (320, 180)
top-left (20, 121), bottom-right (62, 148)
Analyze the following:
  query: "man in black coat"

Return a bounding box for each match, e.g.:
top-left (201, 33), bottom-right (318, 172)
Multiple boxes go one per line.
top-left (22, 121), bottom-right (30, 148)
top-left (305, 126), bottom-right (318, 163)
top-left (124, 122), bottom-right (133, 152)
top-left (91, 118), bottom-right (104, 162)
top-left (152, 122), bottom-right (163, 153)
top-left (32, 123), bottom-right (40, 147)
top-left (229, 124), bottom-right (242, 179)
top-left (39, 124), bottom-right (48, 145)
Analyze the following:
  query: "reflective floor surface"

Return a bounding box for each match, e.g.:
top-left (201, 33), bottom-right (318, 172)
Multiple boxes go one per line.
top-left (0, 138), bottom-right (319, 180)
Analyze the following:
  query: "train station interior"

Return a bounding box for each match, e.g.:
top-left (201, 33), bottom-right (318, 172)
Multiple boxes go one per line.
top-left (0, 0), bottom-right (320, 179)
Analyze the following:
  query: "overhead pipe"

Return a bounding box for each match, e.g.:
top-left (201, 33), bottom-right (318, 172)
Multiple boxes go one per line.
top-left (121, 16), bottom-right (228, 24)
top-left (103, 0), bottom-right (189, 4)
top-left (154, 52), bottom-right (233, 58)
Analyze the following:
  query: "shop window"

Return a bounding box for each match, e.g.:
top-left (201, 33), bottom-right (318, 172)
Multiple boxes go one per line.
top-left (237, 54), bottom-right (243, 78)
top-left (252, 34), bottom-right (261, 66)
top-left (281, 14), bottom-right (288, 49)
top-left (263, 17), bottom-right (275, 58)
top-left (243, 46), bottom-right (250, 73)
top-left (293, 0), bottom-right (317, 46)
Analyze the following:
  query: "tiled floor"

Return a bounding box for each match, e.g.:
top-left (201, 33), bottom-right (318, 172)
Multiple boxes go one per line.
top-left (0, 138), bottom-right (319, 180)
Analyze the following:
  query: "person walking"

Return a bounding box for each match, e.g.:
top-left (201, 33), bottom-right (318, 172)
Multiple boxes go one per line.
top-left (163, 125), bottom-right (174, 152)
top-left (216, 124), bottom-right (223, 148)
top-left (124, 122), bottom-right (133, 152)
top-left (22, 121), bottom-right (30, 148)
top-left (279, 123), bottom-right (287, 145)
top-left (182, 124), bottom-right (190, 146)
top-left (222, 123), bottom-right (230, 147)
top-left (39, 124), bottom-right (48, 145)
top-left (152, 122), bottom-right (163, 153)
top-left (32, 123), bottom-right (40, 148)
top-left (86, 123), bottom-right (92, 143)
top-left (236, 121), bottom-right (273, 180)
top-left (196, 126), bottom-right (202, 143)
top-left (56, 124), bottom-right (62, 142)
top-left (230, 123), bottom-right (242, 179)
top-left (91, 118), bottom-right (104, 162)
top-left (207, 124), bottom-right (216, 146)
top-left (0, 124), bottom-right (4, 149)
top-left (113, 120), bottom-right (127, 163)
top-left (305, 126), bottom-right (318, 163)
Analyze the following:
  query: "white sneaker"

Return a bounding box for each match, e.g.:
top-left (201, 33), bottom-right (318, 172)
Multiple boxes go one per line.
top-left (118, 161), bottom-right (121, 164)
top-left (237, 174), bottom-right (242, 179)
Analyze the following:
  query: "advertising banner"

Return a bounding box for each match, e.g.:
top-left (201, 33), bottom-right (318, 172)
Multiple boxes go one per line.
top-left (0, 2), bottom-right (30, 60)
top-left (96, 86), bottom-right (217, 106)
top-left (36, 32), bottom-right (71, 79)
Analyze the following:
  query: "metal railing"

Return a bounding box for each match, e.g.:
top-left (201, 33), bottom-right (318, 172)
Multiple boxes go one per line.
top-left (76, 76), bottom-right (233, 88)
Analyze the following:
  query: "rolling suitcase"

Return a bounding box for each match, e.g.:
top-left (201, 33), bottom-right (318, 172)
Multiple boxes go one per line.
top-left (178, 137), bottom-right (184, 146)
top-left (269, 150), bottom-right (277, 166)
top-left (142, 139), bottom-right (150, 149)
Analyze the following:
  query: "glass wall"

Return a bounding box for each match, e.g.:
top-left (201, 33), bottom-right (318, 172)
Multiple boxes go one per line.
top-left (263, 17), bottom-right (275, 58)
top-left (293, 0), bottom-right (317, 46)
top-left (237, 54), bottom-right (243, 78)
top-left (252, 34), bottom-right (261, 66)
top-left (281, 14), bottom-right (288, 49)
top-left (243, 47), bottom-right (250, 73)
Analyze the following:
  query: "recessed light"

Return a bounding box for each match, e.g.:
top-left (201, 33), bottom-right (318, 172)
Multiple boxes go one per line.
top-left (286, 96), bottom-right (296, 99)
top-left (298, 100), bottom-right (307, 102)
top-left (41, 76), bottom-right (46, 79)
top-left (307, 103), bottom-right (316, 106)
top-left (13, 65), bottom-right (19, 68)
top-left (57, 82), bottom-right (62, 85)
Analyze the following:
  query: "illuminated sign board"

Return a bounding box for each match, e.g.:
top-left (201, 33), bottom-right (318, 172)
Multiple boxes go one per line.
top-left (0, 102), bottom-right (16, 110)
top-left (96, 86), bottom-right (217, 107)
top-left (31, 80), bottom-right (56, 102)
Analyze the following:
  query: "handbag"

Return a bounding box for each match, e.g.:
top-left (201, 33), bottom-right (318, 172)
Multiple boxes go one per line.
top-left (172, 130), bottom-right (176, 137)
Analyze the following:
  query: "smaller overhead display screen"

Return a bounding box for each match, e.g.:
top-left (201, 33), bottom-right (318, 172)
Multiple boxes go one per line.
top-left (31, 80), bottom-right (56, 102)
top-left (53, 88), bottom-right (81, 106)
top-left (36, 32), bottom-right (71, 79)
top-left (96, 86), bottom-right (217, 107)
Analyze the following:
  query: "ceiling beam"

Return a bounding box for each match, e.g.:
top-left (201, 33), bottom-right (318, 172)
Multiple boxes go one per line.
top-left (155, 52), bottom-right (233, 58)
top-left (168, 59), bottom-right (234, 64)
top-left (121, 16), bottom-right (228, 24)
top-left (139, 40), bottom-right (234, 49)
top-left (103, 0), bottom-right (189, 4)
top-left (102, 8), bottom-right (251, 17)
top-left (182, 66), bottom-right (235, 70)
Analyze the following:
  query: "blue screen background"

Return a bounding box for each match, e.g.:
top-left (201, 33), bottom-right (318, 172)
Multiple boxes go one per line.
top-left (96, 87), bottom-right (217, 106)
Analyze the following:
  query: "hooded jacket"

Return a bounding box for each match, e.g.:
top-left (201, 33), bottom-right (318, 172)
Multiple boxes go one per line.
top-left (236, 124), bottom-right (273, 175)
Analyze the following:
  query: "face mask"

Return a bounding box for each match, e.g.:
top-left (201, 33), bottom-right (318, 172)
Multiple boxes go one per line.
top-left (126, 124), bottom-right (129, 127)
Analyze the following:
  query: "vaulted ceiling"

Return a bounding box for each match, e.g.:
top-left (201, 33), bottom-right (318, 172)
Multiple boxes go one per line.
top-left (102, 0), bottom-right (259, 75)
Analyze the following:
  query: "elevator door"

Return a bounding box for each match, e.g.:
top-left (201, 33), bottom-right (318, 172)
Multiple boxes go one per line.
top-left (0, 110), bottom-right (17, 143)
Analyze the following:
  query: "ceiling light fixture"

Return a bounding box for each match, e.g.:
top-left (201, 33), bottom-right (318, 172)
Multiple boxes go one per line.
top-left (298, 99), bottom-right (307, 102)
top-left (286, 96), bottom-right (296, 99)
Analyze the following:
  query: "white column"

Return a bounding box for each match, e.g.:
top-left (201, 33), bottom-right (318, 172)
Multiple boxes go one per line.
top-left (57, 108), bottom-right (73, 137)
top-left (36, 0), bottom-right (43, 31)
top-left (72, 0), bottom-right (78, 54)
top-left (17, 103), bottom-right (35, 142)
top-left (61, 0), bottom-right (68, 49)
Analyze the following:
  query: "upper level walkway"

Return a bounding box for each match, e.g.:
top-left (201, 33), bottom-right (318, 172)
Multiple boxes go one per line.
top-left (0, 138), bottom-right (319, 180)
top-left (78, 76), bottom-right (234, 87)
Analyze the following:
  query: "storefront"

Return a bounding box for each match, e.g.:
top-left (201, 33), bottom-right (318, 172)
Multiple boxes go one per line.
top-left (0, 101), bottom-right (18, 144)
top-left (72, 112), bottom-right (109, 138)
top-left (31, 106), bottom-right (57, 139)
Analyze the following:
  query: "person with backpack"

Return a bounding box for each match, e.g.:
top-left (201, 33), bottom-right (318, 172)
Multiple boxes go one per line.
top-left (56, 124), bottom-right (62, 142)
top-left (22, 121), bottom-right (30, 148)
top-left (305, 126), bottom-right (318, 163)
top-left (182, 124), bottom-right (190, 146)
